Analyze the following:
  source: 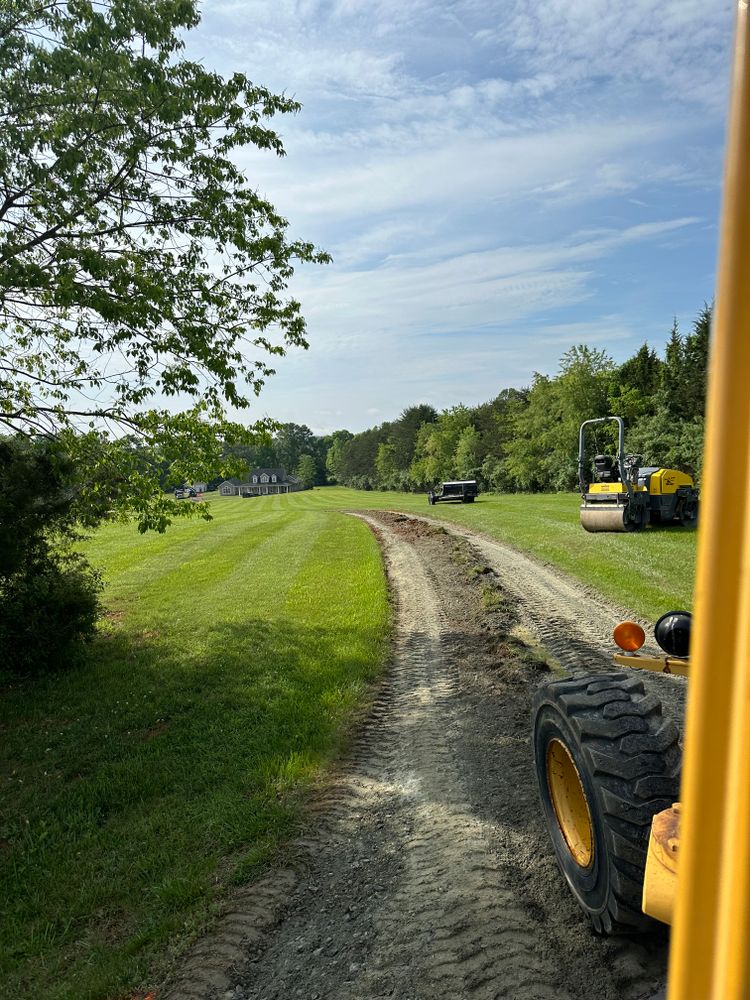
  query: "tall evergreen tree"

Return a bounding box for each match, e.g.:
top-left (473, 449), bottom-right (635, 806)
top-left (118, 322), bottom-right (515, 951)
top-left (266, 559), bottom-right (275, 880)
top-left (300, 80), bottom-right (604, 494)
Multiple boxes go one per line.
top-left (682, 303), bottom-right (712, 418)
top-left (618, 343), bottom-right (663, 398)
top-left (661, 319), bottom-right (687, 419)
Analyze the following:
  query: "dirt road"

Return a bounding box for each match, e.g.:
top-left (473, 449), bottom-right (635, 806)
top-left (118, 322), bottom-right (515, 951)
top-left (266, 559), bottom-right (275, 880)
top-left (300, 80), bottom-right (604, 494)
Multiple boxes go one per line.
top-left (165, 512), bottom-right (683, 1000)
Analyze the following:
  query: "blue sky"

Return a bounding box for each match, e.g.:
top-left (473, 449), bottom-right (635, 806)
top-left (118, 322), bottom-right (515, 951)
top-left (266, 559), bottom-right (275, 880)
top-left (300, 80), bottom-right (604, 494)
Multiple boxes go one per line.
top-left (190, 0), bottom-right (734, 434)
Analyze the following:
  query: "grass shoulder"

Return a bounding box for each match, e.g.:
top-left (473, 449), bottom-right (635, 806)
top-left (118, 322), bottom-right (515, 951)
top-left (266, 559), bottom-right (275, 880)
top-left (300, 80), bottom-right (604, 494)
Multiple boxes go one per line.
top-left (0, 501), bottom-right (388, 1000)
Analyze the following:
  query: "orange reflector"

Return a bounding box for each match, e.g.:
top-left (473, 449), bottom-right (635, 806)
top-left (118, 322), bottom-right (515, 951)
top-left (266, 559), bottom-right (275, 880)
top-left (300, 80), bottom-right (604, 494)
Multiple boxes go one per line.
top-left (613, 620), bottom-right (646, 652)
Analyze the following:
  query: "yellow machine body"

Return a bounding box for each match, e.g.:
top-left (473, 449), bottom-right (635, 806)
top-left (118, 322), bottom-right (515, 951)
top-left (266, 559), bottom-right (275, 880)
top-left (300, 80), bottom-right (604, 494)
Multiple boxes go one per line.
top-left (612, 652), bottom-right (690, 678)
top-left (587, 482), bottom-right (646, 494)
top-left (587, 469), bottom-right (694, 496)
top-left (645, 469), bottom-right (695, 496)
top-left (582, 467), bottom-right (698, 532)
top-left (643, 804), bottom-right (681, 926)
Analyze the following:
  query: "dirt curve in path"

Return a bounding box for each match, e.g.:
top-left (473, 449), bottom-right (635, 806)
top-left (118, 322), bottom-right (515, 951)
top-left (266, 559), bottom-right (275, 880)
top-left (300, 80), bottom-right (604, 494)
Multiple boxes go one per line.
top-left (414, 512), bottom-right (686, 721)
top-left (165, 512), bottom-right (683, 1000)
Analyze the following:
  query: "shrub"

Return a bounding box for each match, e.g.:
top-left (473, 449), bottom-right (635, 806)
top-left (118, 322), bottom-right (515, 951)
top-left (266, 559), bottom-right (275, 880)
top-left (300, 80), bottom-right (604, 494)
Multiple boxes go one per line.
top-left (0, 554), bottom-right (102, 677)
top-left (0, 438), bottom-right (103, 678)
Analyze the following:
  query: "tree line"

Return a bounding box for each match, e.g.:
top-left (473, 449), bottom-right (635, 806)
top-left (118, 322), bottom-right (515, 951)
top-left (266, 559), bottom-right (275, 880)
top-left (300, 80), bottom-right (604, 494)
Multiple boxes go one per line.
top-left (326, 305), bottom-right (711, 493)
top-left (0, 305), bottom-right (710, 679)
top-left (213, 302), bottom-right (710, 495)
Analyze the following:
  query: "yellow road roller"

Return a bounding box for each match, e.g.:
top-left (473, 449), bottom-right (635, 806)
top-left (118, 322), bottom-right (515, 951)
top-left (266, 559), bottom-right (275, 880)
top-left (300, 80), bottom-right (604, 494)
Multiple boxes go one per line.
top-left (578, 415), bottom-right (699, 532)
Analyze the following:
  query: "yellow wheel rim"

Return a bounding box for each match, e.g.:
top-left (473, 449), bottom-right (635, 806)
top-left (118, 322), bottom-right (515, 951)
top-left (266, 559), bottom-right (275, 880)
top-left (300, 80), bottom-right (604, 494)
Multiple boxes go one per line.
top-left (547, 738), bottom-right (595, 868)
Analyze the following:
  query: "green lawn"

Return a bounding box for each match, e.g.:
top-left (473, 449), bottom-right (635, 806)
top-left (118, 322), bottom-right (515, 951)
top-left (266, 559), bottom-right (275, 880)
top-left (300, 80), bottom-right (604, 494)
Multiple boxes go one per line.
top-left (257, 486), bottom-right (696, 621)
top-left (0, 503), bottom-right (388, 1000)
top-left (0, 486), bottom-right (695, 999)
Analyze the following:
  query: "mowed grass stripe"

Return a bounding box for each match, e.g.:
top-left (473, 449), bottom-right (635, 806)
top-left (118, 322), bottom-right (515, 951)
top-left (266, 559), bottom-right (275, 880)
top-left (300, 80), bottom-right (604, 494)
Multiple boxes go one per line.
top-left (110, 514), bottom-right (321, 641)
top-left (0, 506), bottom-right (388, 1000)
top-left (284, 513), bottom-right (388, 636)
top-left (91, 504), bottom-right (286, 598)
top-left (223, 511), bottom-right (329, 617)
top-left (228, 488), bottom-right (697, 620)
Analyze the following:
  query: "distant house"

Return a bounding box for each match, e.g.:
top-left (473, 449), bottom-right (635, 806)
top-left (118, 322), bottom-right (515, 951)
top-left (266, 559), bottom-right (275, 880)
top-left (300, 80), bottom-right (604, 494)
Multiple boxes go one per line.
top-left (239, 468), bottom-right (304, 497)
top-left (189, 482), bottom-right (208, 494)
top-left (218, 477), bottom-right (243, 496)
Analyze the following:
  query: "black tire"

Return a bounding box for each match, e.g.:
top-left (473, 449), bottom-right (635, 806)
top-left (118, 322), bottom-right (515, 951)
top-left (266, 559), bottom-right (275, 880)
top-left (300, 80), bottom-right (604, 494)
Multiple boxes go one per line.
top-left (624, 502), bottom-right (647, 531)
top-left (532, 672), bottom-right (681, 934)
top-left (679, 500), bottom-right (699, 528)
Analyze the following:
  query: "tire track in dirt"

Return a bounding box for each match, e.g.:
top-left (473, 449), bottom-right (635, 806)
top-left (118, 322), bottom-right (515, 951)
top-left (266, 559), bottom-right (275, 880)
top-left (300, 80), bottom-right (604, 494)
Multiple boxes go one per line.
top-left (413, 513), bottom-right (687, 724)
top-left (164, 511), bottom-right (674, 1000)
top-left (340, 516), bottom-right (572, 1000)
top-left (209, 515), bottom-right (576, 1000)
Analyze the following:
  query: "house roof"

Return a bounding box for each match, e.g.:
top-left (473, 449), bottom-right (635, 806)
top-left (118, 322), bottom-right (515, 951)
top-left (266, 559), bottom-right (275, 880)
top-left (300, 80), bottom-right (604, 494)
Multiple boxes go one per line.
top-left (220, 478), bottom-right (243, 486)
top-left (246, 468), bottom-right (303, 483)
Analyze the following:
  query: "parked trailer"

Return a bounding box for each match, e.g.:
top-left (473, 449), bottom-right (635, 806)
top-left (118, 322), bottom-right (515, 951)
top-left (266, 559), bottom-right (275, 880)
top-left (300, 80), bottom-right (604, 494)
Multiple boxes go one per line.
top-left (427, 480), bottom-right (478, 504)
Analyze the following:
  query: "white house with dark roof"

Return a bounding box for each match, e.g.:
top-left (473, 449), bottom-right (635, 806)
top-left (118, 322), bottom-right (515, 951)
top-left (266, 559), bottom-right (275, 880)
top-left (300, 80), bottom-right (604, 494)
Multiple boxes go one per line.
top-left (219, 469), bottom-right (305, 497)
top-left (239, 468), bottom-right (303, 496)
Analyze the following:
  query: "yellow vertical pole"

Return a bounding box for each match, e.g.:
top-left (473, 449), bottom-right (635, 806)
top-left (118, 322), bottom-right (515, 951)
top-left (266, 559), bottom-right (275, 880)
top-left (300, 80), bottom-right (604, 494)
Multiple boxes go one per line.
top-left (667, 2), bottom-right (750, 998)
top-left (714, 531), bottom-right (750, 997)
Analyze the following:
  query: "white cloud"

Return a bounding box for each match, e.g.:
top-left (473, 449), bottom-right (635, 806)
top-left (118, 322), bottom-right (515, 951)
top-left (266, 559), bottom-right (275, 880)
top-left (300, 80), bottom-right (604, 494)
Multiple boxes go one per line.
top-left (186, 1), bottom-right (730, 431)
top-left (241, 115), bottom-right (697, 239)
top-left (481, 0), bottom-right (732, 111)
top-left (289, 217), bottom-right (699, 352)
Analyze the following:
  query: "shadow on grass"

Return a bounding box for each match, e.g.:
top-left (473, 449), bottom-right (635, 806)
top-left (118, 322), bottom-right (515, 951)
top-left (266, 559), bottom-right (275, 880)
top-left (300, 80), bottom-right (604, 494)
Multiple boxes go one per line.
top-left (0, 615), bottom-right (385, 1000)
top-left (642, 522), bottom-right (698, 535)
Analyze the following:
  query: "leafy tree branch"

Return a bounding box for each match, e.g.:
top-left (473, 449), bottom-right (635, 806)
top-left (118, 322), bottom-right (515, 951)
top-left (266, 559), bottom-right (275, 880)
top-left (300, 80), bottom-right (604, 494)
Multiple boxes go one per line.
top-left (0, 0), bottom-right (329, 527)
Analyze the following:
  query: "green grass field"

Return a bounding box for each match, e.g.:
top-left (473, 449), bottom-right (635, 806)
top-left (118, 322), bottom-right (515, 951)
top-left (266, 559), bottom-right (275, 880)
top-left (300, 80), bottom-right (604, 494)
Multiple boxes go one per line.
top-left (243, 487), bottom-right (697, 622)
top-left (0, 503), bottom-right (388, 1000)
top-left (0, 486), bottom-right (695, 1000)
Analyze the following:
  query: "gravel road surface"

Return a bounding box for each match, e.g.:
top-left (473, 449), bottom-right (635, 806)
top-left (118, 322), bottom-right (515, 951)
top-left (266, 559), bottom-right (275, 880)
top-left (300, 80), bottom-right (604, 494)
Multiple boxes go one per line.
top-left (165, 512), bottom-right (683, 1000)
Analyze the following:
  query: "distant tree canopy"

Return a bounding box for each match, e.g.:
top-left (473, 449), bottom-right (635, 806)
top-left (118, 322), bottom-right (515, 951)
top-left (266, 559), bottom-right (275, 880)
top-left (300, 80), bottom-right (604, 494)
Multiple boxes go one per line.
top-left (86, 303), bottom-right (711, 499)
top-left (326, 305), bottom-right (712, 494)
top-left (295, 453), bottom-right (317, 489)
top-left (0, 0), bottom-right (328, 531)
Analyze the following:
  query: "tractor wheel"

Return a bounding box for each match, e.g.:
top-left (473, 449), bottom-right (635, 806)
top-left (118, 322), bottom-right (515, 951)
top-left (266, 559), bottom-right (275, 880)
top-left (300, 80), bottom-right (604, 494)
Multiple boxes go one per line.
top-left (628, 503), bottom-right (649, 531)
top-left (679, 500), bottom-right (699, 528)
top-left (532, 672), bottom-right (681, 934)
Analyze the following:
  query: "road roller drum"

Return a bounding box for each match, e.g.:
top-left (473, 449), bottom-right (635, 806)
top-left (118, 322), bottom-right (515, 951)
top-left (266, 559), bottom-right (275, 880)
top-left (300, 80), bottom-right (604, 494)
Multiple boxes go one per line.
top-left (580, 504), bottom-right (635, 532)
